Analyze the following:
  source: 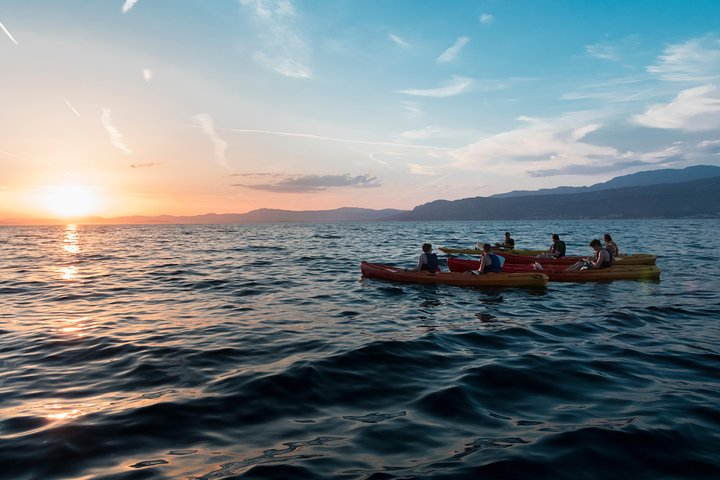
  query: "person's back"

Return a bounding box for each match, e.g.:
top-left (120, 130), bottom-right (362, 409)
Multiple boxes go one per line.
top-left (480, 243), bottom-right (502, 273)
top-left (550, 234), bottom-right (566, 258)
top-left (408, 243), bottom-right (439, 273)
top-left (504, 232), bottom-right (515, 249)
top-left (420, 251), bottom-right (439, 272)
top-left (604, 233), bottom-right (619, 257)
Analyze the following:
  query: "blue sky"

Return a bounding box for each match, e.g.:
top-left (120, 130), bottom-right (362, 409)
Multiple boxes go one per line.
top-left (2, 0), bottom-right (720, 217)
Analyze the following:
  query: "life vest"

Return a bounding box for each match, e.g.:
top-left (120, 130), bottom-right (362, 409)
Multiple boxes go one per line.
top-left (483, 253), bottom-right (502, 273)
top-left (422, 253), bottom-right (439, 272)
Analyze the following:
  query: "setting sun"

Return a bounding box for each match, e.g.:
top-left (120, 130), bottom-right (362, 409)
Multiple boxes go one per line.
top-left (40, 185), bottom-right (103, 218)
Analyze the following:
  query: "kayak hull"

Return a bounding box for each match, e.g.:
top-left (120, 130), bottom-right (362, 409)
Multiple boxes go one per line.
top-left (497, 251), bottom-right (657, 266)
top-left (447, 257), bottom-right (661, 282)
top-left (360, 261), bottom-right (548, 288)
top-left (439, 247), bottom-right (545, 256)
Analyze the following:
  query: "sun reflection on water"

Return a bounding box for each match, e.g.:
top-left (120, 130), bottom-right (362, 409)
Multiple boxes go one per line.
top-left (54, 316), bottom-right (94, 337)
top-left (63, 224), bottom-right (80, 254)
top-left (59, 265), bottom-right (79, 281)
top-left (58, 224), bottom-right (81, 281)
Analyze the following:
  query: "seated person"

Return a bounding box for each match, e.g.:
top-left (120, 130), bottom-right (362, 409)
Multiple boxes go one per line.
top-left (604, 233), bottom-right (619, 257)
top-left (568, 239), bottom-right (613, 270)
top-left (547, 233), bottom-right (566, 258)
top-left (473, 243), bottom-right (503, 274)
top-left (494, 232), bottom-right (515, 250)
top-left (406, 243), bottom-right (440, 273)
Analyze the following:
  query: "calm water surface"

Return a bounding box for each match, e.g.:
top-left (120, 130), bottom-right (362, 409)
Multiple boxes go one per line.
top-left (1, 220), bottom-right (719, 479)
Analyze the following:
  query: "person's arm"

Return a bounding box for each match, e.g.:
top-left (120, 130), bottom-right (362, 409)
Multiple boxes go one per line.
top-left (477, 255), bottom-right (487, 273)
top-left (407, 253), bottom-right (425, 272)
top-left (589, 249), bottom-right (608, 269)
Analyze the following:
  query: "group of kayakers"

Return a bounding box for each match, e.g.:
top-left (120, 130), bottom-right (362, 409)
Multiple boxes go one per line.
top-left (410, 232), bottom-right (621, 274)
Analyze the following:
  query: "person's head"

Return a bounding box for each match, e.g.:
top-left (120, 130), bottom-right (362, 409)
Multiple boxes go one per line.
top-left (504, 232), bottom-right (511, 238)
top-left (604, 233), bottom-right (613, 242)
top-left (422, 243), bottom-right (432, 253)
top-left (552, 233), bottom-right (560, 241)
top-left (589, 239), bottom-right (602, 250)
top-left (482, 243), bottom-right (492, 253)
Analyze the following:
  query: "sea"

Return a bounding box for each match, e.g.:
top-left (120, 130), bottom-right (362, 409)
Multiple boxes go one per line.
top-left (1, 220), bottom-right (718, 480)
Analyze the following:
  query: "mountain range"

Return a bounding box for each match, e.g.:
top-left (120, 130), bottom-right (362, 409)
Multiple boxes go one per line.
top-left (3, 165), bottom-right (720, 224)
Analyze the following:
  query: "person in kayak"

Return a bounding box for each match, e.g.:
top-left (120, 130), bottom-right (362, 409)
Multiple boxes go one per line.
top-left (604, 233), bottom-right (619, 257)
top-left (473, 243), bottom-right (503, 274)
top-left (406, 243), bottom-right (440, 273)
top-left (568, 239), bottom-right (613, 270)
top-left (494, 232), bottom-right (515, 250)
top-left (546, 233), bottom-right (566, 258)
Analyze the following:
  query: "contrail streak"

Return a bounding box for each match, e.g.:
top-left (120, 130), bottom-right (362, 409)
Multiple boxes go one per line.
top-left (0, 150), bottom-right (20, 159)
top-left (0, 20), bottom-right (19, 45)
top-left (65, 99), bottom-right (81, 118)
top-left (223, 128), bottom-right (453, 151)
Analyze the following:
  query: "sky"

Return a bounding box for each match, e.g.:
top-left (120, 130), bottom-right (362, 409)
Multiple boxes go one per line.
top-left (2, 0), bottom-right (720, 219)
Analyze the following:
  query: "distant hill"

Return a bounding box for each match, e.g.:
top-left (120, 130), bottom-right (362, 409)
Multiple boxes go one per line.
top-left (396, 176), bottom-right (720, 220)
top-left (4, 165), bottom-right (720, 225)
top-left (1, 207), bottom-right (408, 225)
top-left (491, 165), bottom-right (720, 198)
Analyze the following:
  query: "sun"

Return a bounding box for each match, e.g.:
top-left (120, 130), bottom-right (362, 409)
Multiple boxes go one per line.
top-left (41, 185), bottom-right (103, 218)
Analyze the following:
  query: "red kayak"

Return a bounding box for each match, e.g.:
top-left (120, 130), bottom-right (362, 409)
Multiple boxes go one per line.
top-left (494, 251), bottom-right (656, 266)
top-left (360, 261), bottom-right (549, 288)
top-left (447, 257), bottom-right (661, 282)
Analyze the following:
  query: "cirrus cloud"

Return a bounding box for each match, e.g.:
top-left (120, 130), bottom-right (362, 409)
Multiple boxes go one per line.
top-left (240, 0), bottom-right (312, 79)
top-left (437, 36), bottom-right (470, 63)
top-left (397, 76), bottom-right (473, 97)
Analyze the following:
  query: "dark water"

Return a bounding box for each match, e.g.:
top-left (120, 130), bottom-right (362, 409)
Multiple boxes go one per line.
top-left (1, 220), bottom-right (718, 480)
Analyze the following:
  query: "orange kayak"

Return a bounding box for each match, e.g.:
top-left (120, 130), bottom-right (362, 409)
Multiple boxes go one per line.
top-left (360, 261), bottom-right (548, 288)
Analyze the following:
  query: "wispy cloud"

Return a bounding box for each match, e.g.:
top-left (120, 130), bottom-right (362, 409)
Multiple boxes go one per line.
top-left (632, 84), bottom-right (720, 131)
top-left (561, 75), bottom-right (657, 103)
top-left (0, 20), bottom-right (19, 45)
top-left (194, 114), bottom-right (229, 169)
top-left (229, 172), bottom-right (283, 177)
top-left (122, 0), bottom-right (140, 14)
top-left (585, 42), bottom-right (617, 61)
top-left (130, 162), bottom-right (163, 169)
top-left (527, 159), bottom-right (650, 177)
top-left (143, 68), bottom-right (153, 82)
top-left (397, 75), bottom-right (473, 97)
top-left (696, 139), bottom-right (720, 154)
top-left (400, 101), bottom-right (423, 118)
top-left (0, 150), bottom-right (20, 159)
top-left (647, 36), bottom-right (720, 82)
top-left (225, 128), bottom-right (452, 150)
top-left (101, 108), bottom-right (132, 155)
top-left (240, 0), bottom-right (312, 79)
top-left (479, 13), bottom-right (494, 25)
top-left (527, 139), bottom-right (713, 177)
top-left (396, 125), bottom-right (475, 143)
top-left (437, 36), bottom-right (469, 63)
top-left (450, 112), bottom-right (619, 175)
top-left (65, 99), bottom-right (80, 118)
top-left (388, 34), bottom-right (410, 49)
top-left (232, 173), bottom-right (381, 193)
top-left (408, 163), bottom-right (443, 175)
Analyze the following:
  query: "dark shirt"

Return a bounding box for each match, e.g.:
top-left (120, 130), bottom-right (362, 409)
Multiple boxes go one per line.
top-left (551, 240), bottom-right (566, 257)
